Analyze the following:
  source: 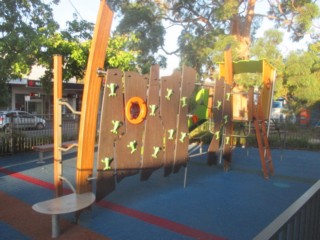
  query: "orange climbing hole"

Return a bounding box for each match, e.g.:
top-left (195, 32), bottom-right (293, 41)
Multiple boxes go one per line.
top-left (125, 97), bottom-right (147, 124)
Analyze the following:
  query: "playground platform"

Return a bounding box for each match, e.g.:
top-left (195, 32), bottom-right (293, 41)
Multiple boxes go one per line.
top-left (0, 146), bottom-right (319, 240)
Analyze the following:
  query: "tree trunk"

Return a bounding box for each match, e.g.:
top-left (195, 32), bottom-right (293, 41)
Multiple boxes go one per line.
top-left (230, 0), bottom-right (256, 60)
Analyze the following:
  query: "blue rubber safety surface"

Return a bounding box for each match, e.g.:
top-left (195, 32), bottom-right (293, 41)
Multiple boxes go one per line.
top-left (0, 146), bottom-right (319, 240)
top-left (0, 221), bottom-right (31, 240)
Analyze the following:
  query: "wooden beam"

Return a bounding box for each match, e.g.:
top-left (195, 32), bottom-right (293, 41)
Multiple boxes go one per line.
top-left (76, 1), bottom-right (113, 194)
top-left (53, 55), bottom-right (63, 197)
top-left (223, 46), bottom-right (233, 85)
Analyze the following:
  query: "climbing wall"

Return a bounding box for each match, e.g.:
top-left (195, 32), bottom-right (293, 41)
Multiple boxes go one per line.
top-left (96, 69), bottom-right (124, 201)
top-left (207, 78), bottom-right (225, 165)
top-left (160, 71), bottom-right (182, 176)
top-left (140, 65), bottom-right (164, 181)
top-left (115, 71), bottom-right (148, 182)
top-left (222, 83), bottom-right (233, 171)
top-left (96, 66), bottom-right (196, 200)
top-left (173, 67), bottom-right (197, 173)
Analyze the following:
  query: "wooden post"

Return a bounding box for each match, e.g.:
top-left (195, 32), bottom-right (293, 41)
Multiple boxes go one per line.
top-left (53, 55), bottom-right (63, 197)
top-left (223, 46), bottom-right (233, 85)
top-left (222, 46), bottom-right (234, 170)
top-left (76, 1), bottom-right (113, 194)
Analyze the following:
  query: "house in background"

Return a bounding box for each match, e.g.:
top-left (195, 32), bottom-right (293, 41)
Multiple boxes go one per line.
top-left (8, 65), bottom-right (83, 119)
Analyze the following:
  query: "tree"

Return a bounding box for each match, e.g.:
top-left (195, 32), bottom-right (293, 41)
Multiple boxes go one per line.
top-left (36, 16), bottom-right (94, 93)
top-left (283, 43), bottom-right (320, 109)
top-left (249, 29), bottom-right (286, 99)
top-left (38, 21), bottom-right (141, 84)
top-left (0, 0), bottom-right (142, 107)
top-left (165, 0), bottom-right (319, 71)
top-left (106, 34), bottom-right (141, 71)
top-left (0, 0), bottom-right (60, 108)
top-left (109, 1), bottom-right (167, 73)
top-left (249, 29), bottom-right (320, 110)
top-left (107, 1), bottom-right (319, 76)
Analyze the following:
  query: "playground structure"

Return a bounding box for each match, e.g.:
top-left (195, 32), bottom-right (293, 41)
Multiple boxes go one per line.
top-left (32, 1), bottom-right (277, 237)
top-left (191, 49), bottom-right (276, 178)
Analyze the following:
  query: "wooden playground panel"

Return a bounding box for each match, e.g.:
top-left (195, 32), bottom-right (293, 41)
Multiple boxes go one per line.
top-left (96, 65), bottom-right (196, 200)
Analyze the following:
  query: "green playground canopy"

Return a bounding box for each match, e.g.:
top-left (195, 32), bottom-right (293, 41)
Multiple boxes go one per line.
top-left (232, 59), bottom-right (274, 74)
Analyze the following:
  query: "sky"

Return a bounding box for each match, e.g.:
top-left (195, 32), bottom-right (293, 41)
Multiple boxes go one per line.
top-left (51, 0), bottom-right (315, 75)
top-left (52, 0), bottom-right (178, 76)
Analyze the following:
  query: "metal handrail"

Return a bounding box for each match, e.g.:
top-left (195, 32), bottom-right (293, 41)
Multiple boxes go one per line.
top-left (254, 179), bottom-right (320, 240)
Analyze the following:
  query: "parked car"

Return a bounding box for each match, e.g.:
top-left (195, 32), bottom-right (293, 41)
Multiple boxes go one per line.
top-left (270, 101), bottom-right (296, 123)
top-left (0, 110), bottom-right (46, 131)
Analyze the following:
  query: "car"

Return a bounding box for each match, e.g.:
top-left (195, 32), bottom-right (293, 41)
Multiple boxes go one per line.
top-left (270, 101), bottom-right (296, 123)
top-left (270, 101), bottom-right (285, 121)
top-left (0, 110), bottom-right (46, 131)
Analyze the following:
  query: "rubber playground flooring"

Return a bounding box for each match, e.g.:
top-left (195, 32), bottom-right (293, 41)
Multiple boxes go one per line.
top-left (0, 146), bottom-right (319, 240)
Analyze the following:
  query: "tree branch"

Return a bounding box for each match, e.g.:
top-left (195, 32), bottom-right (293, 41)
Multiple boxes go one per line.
top-left (160, 45), bottom-right (180, 56)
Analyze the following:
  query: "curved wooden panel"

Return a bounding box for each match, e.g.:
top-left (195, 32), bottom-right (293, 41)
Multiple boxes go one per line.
top-left (115, 72), bottom-right (148, 182)
top-left (96, 69), bottom-right (124, 201)
top-left (160, 71), bottom-right (181, 176)
top-left (140, 65), bottom-right (164, 180)
top-left (173, 67), bottom-right (196, 173)
top-left (207, 78), bottom-right (225, 165)
top-left (76, 1), bottom-right (113, 194)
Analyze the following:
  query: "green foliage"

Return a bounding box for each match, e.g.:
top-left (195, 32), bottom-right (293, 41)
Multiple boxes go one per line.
top-left (109, 1), bottom-right (319, 110)
top-left (0, 0), bottom-right (59, 107)
top-left (115, 2), bottom-right (166, 73)
top-left (268, 1), bottom-right (320, 41)
top-left (179, 32), bottom-right (238, 74)
top-left (250, 30), bottom-right (284, 60)
top-left (249, 29), bottom-right (286, 97)
top-left (61, 15), bottom-right (94, 41)
top-left (163, 0), bottom-right (319, 68)
top-left (1, 0), bottom-right (320, 113)
top-left (250, 29), bottom-right (320, 109)
top-left (0, 0), bottom-right (142, 99)
top-left (106, 34), bottom-right (141, 71)
top-left (0, 82), bottom-right (10, 107)
top-left (284, 49), bottom-right (320, 109)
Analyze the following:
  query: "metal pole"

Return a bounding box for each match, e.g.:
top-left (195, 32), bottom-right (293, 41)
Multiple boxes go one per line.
top-left (183, 164), bottom-right (188, 188)
top-left (51, 214), bottom-right (60, 238)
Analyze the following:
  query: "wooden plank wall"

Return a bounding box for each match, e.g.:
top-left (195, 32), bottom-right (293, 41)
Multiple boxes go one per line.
top-left (96, 67), bottom-right (196, 200)
top-left (207, 78), bottom-right (225, 165)
top-left (96, 69), bottom-right (124, 201)
top-left (140, 65), bottom-right (164, 180)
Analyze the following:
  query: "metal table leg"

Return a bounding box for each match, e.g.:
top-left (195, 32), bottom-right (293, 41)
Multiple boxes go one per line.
top-left (51, 214), bottom-right (60, 238)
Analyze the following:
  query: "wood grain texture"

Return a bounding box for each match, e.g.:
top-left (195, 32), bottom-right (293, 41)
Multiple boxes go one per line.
top-left (96, 69), bottom-right (124, 201)
top-left (76, 1), bottom-right (113, 194)
top-left (140, 65), bottom-right (164, 180)
top-left (115, 72), bottom-right (148, 182)
top-left (173, 67), bottom-right (196, 173)
top-left (53, 55), bottom-right (63, 196)
top-left (160, 71), bottom-right (181, 176)
top-left (207, 78), bottom-right (224, 165)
